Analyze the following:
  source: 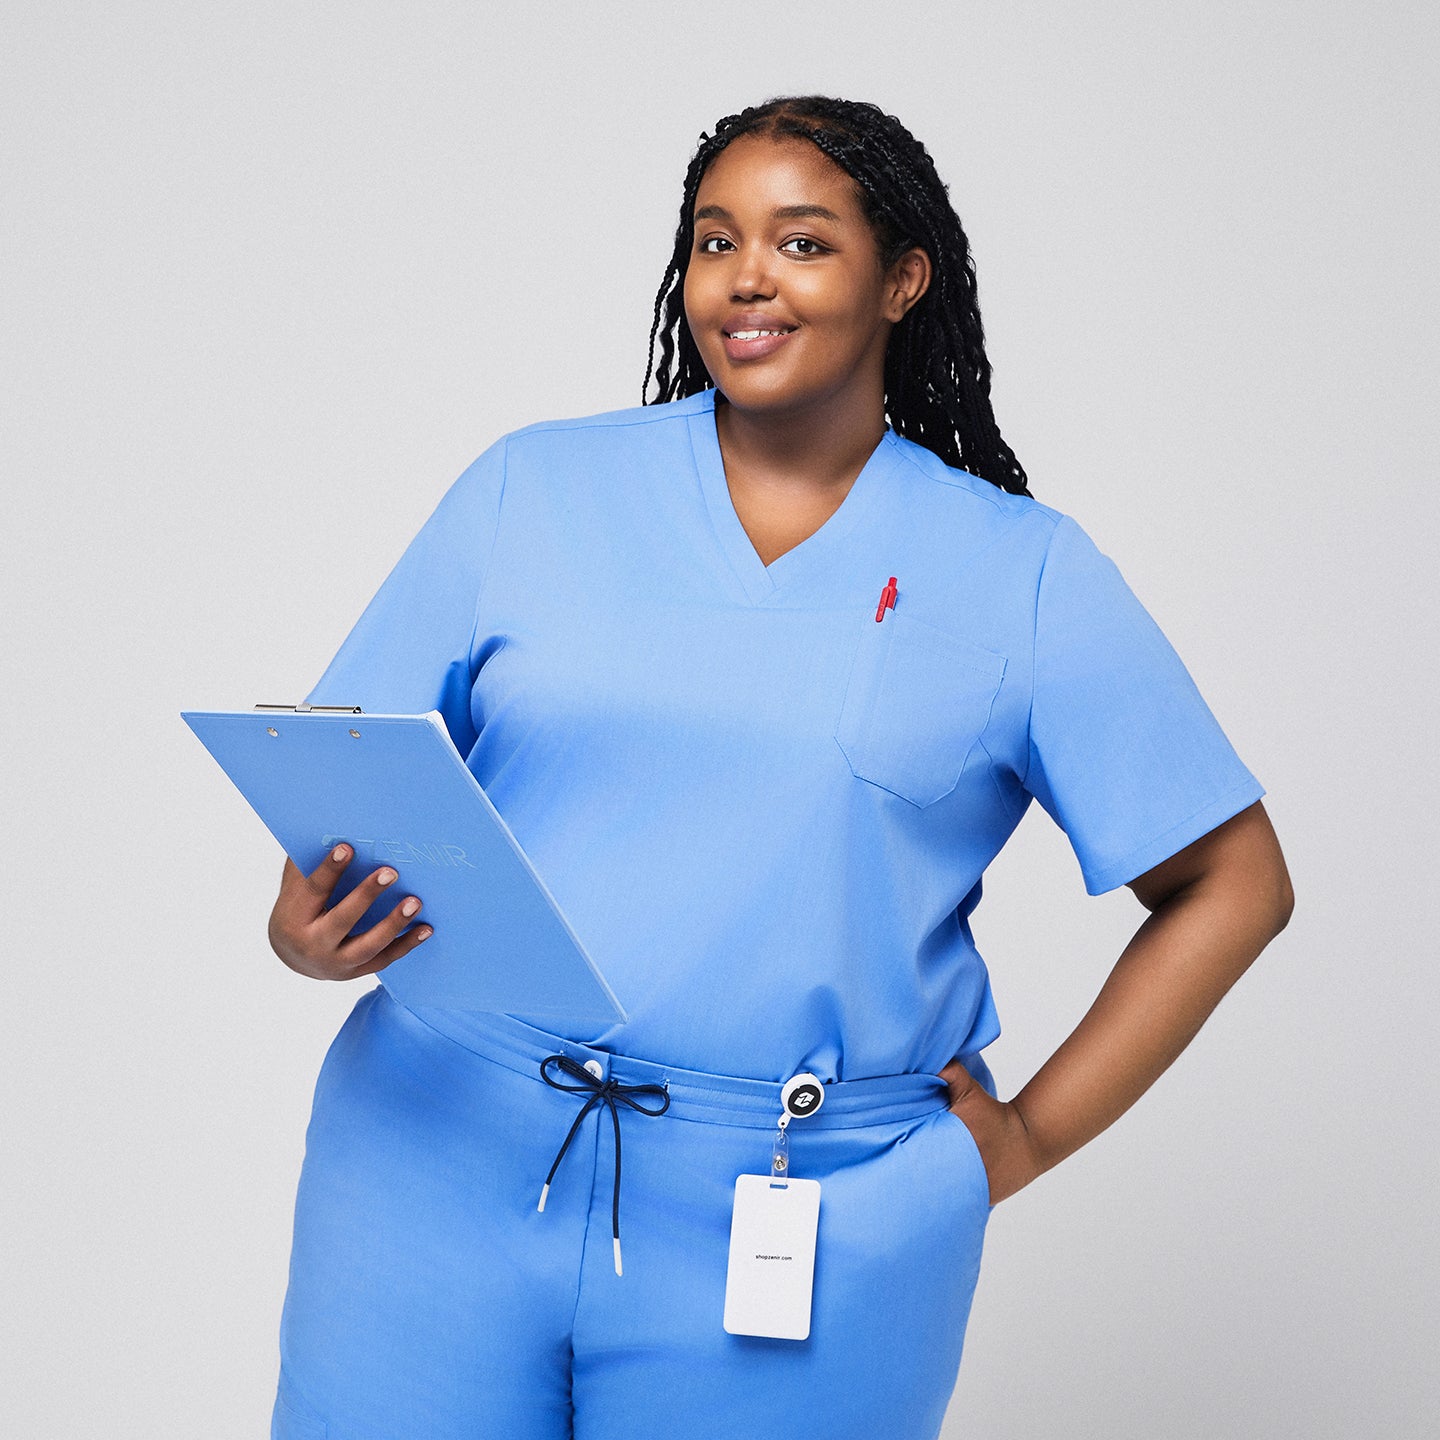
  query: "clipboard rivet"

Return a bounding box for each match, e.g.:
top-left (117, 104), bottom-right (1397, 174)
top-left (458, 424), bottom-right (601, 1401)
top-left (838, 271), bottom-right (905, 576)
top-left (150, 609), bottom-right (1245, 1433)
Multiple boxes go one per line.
top-left (349, 729), bottom-right (361, 738)
top-left (265, 727), bottom-right (278, 737)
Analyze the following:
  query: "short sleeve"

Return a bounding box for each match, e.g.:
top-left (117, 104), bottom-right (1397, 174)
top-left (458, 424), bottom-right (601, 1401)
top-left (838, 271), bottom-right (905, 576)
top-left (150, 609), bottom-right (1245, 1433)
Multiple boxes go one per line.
top-left (303, 436), bottom-right (509, 757)
top-left (1021, 514), bottom-right (1265, 895)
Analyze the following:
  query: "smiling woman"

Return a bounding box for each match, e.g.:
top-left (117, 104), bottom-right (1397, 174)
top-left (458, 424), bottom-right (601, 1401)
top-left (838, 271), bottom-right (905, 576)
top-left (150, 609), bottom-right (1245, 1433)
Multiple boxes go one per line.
top-left (264, 93), bottom-right (1292, 1440)
top-left (646, 97), bottom-right (1029, 496)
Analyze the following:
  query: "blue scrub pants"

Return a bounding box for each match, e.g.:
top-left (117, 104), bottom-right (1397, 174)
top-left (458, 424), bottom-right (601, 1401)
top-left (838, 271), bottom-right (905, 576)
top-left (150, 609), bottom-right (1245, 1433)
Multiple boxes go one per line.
top-left (271, 984), bottom-right (992, 1439)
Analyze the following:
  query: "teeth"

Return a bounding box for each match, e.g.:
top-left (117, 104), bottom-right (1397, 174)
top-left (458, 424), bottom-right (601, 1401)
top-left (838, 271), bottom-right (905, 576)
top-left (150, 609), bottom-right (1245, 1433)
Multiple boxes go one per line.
top-left (729, 329), bottom-right (789, 340)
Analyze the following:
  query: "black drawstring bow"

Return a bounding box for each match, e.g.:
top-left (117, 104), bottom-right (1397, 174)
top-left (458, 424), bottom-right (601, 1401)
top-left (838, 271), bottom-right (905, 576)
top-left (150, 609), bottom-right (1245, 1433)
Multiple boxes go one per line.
top-left (537, 1053), bottom-right (670, 1277)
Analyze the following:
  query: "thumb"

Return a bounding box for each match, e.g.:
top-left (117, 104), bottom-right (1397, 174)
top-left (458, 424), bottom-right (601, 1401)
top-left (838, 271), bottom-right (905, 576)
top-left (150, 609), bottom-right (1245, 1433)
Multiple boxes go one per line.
top-left (939, 1057), bottom-right (977, 1106)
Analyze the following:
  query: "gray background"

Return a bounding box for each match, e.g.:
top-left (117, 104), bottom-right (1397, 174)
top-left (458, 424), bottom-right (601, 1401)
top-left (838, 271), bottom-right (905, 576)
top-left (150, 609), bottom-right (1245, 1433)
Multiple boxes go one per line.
top-left (3, 2), bottom-right (1435, 1436)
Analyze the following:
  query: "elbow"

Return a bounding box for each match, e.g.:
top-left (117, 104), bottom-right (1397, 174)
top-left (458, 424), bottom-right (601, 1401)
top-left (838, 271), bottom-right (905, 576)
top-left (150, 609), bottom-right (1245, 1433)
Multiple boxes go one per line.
top-left (1271, 865), bottom-right (1296, 936)
top-left (1248, 803), bottom-right (1295, 939)
top-left (1250, 843), bottom-right (1295, 941)
top-left (1221, 842), bottom-right (1294, 946)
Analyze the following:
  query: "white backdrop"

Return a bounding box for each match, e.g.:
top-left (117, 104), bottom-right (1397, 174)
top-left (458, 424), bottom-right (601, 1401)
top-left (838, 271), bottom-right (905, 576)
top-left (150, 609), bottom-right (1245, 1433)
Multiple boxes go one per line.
top-left (4, 3), bottom-right (1436, 1436)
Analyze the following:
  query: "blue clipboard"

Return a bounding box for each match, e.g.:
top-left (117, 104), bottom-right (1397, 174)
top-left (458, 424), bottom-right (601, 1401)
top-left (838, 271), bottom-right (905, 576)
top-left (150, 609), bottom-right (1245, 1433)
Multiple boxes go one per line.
top-left (181, 705), bottom-right (626, 1023)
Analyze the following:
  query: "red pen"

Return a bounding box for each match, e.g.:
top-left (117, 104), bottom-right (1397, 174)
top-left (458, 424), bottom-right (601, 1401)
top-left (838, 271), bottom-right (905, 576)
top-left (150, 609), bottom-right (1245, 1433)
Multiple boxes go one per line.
top-left (875, 576), bottom-right (898, 622)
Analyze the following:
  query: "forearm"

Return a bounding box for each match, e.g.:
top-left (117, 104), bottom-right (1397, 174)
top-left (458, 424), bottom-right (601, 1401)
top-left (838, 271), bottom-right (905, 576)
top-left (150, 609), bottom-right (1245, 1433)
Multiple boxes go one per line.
top-left (940, 802), bottom-right (1292, 1204)
top-left (1009, 868), bottom-right (1288, 1179)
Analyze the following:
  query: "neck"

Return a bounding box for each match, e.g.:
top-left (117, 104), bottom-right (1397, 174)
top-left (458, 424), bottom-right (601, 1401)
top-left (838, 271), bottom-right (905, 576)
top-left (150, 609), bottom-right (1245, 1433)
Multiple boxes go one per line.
top-left (713, 388), bottom-right (888, 492)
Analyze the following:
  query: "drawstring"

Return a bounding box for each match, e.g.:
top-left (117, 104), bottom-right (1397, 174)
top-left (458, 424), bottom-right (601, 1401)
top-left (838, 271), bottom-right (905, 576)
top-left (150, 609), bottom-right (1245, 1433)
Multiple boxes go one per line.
top-left (537, 1053), bottom-right (670, 1276)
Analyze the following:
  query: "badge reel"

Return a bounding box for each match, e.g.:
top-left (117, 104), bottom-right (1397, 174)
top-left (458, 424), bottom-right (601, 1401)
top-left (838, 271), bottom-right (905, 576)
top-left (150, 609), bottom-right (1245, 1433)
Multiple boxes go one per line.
top-left (722, 1073), bottom-right (825, 1341)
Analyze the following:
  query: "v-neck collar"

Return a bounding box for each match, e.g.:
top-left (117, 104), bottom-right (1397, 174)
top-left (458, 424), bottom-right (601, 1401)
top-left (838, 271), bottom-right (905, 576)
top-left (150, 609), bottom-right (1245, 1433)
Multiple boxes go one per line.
top-left (685, 388), bottom-right (899, 605)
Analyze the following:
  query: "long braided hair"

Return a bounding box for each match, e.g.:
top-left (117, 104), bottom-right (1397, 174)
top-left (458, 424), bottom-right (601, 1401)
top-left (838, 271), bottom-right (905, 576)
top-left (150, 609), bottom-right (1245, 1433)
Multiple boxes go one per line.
top-left (642, 95), bottom-right (1030, 496)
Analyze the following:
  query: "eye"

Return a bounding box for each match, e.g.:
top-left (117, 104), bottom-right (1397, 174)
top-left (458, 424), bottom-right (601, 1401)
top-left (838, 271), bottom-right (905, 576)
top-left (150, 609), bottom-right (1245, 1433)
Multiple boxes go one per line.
top-left (781, 236), bottom-right (828, 256)
top-left (697, 235), bottom-right (734, 254)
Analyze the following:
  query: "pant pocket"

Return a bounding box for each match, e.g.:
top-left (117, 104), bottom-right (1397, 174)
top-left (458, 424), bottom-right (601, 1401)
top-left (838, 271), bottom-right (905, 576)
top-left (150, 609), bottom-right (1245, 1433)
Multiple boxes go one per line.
top-left (272, 1378), bottom-right (328, 1439)
top-left (931, 1103), bottom-right (994, 1208)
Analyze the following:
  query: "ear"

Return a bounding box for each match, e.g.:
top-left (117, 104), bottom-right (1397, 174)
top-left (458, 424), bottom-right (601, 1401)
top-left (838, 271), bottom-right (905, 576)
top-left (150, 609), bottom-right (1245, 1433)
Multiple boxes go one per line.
top-left (884, 246), bottom-right (932, 322)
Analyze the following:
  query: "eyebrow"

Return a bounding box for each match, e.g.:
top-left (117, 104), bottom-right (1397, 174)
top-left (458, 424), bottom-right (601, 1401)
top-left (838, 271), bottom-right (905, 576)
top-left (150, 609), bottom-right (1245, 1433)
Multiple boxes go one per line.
top-left (693, 203), bottom-right (844, 224)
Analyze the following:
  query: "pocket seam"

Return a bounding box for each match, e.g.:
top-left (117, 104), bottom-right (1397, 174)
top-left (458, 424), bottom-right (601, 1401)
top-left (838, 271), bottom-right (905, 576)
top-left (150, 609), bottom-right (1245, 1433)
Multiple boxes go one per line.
top-left (275, 1384), bottom-right (328, 1439)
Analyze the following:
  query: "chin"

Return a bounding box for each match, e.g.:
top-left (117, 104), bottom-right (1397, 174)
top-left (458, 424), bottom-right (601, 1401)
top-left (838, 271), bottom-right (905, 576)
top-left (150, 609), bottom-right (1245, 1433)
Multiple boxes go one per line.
top-left (707, 370), bottom-right (814, 416)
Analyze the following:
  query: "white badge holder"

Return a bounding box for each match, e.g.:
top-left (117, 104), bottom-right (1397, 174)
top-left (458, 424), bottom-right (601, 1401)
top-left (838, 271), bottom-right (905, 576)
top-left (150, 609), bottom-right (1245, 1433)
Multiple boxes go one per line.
top-left (722, 1073), bottom-right (825, 1341)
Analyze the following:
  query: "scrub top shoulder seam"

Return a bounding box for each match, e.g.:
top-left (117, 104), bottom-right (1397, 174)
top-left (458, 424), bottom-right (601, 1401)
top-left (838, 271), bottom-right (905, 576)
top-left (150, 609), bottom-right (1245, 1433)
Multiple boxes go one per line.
top-left (1017, 509), bottom-right (1069, 795)
top-left (502, 392), bottom-right (711, 447)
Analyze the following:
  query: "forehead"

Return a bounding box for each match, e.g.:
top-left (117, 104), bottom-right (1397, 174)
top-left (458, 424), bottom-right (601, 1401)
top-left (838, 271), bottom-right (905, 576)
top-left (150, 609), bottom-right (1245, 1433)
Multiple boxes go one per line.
top-left (693, 133), bottom-right (864, 222)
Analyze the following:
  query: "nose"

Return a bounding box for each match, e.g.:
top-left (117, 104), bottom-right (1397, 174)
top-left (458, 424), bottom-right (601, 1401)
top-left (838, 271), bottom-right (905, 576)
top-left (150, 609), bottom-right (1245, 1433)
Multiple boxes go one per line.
top-left (729, 238), bottom-right (777, 300)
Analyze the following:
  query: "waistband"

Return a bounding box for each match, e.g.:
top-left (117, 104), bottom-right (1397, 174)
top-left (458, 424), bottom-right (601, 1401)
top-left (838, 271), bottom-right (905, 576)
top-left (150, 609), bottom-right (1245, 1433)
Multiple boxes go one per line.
top-left (391, 990), bottom-right (953, 1130)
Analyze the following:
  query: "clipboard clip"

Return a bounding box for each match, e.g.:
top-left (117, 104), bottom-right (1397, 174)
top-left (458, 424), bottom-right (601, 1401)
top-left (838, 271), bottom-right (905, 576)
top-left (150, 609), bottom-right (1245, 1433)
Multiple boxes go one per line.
top-left (253, 703), bottom-right (365, 714)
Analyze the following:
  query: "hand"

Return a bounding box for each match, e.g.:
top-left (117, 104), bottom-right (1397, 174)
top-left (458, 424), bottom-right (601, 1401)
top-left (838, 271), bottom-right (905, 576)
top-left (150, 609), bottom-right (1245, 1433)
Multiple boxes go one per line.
top-left (939, 1058), bottom-right (1043, 1207)
top-left (268, 844), bottom-right (432, 982)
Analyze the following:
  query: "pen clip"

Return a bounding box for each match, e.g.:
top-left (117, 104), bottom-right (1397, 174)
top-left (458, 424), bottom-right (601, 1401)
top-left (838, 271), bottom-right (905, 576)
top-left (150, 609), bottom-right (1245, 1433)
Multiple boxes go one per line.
top-left (874, 576), bottom-right (898, 622)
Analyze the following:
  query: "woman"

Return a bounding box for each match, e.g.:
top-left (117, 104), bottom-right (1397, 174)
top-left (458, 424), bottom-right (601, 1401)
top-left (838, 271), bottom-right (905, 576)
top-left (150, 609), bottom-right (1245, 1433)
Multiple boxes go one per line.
top-left (266, 95), bottom-right (1293, 1439)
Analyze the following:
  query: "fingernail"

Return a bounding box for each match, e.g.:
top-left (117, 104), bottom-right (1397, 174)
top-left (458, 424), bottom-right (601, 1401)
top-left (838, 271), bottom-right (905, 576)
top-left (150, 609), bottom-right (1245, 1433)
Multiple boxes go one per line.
top-left (401, 897), bottom-right (419, 917)
top-left (416, 927), bottom-right (432, 941)
top-left (377, 868), bottom-right (397, 885)
top-left (332, 844), bottom-right (350, 862)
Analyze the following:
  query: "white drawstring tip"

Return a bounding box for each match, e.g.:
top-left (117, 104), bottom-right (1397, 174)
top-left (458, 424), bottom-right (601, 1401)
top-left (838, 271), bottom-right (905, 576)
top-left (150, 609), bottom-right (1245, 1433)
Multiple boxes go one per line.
top-left (537, 1183), bottom-right (549, 1213)
top-left (613, 1236), bottom-right (623, 1277)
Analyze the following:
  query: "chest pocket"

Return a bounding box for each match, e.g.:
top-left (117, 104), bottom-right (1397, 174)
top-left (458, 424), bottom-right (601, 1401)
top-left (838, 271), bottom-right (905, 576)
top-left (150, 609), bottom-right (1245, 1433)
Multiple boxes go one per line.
top-left (834, 612), bottom-right (1007, 808)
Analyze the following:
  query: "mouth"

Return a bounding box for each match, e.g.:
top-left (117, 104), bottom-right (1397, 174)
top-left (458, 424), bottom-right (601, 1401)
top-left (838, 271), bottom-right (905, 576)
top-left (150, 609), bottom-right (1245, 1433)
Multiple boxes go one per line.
top-left (722, 326), bottom-right (797, 340)
top-left (719, 325), bottom-right (798, 363)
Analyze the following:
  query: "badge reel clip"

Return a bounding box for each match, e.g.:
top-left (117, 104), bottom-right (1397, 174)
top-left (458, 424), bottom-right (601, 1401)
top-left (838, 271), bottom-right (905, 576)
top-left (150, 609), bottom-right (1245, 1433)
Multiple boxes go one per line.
top-left (771, 1072), bottom-right (824, 1185)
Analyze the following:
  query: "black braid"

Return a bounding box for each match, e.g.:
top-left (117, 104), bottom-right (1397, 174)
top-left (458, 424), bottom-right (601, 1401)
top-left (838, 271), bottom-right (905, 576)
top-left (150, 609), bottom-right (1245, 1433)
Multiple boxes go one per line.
top-left (642, 95), bottom-right (1030, 496)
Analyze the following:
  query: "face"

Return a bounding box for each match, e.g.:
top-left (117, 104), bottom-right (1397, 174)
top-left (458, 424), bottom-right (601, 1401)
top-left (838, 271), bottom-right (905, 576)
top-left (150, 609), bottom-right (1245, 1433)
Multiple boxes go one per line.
top-left (683, 133), bottom-right (930, 422)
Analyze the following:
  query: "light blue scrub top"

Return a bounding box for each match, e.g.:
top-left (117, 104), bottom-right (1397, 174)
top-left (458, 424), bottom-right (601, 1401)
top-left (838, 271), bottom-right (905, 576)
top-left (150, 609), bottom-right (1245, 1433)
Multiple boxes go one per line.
top-left (305, 389), bottom-right (1265, 1083)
